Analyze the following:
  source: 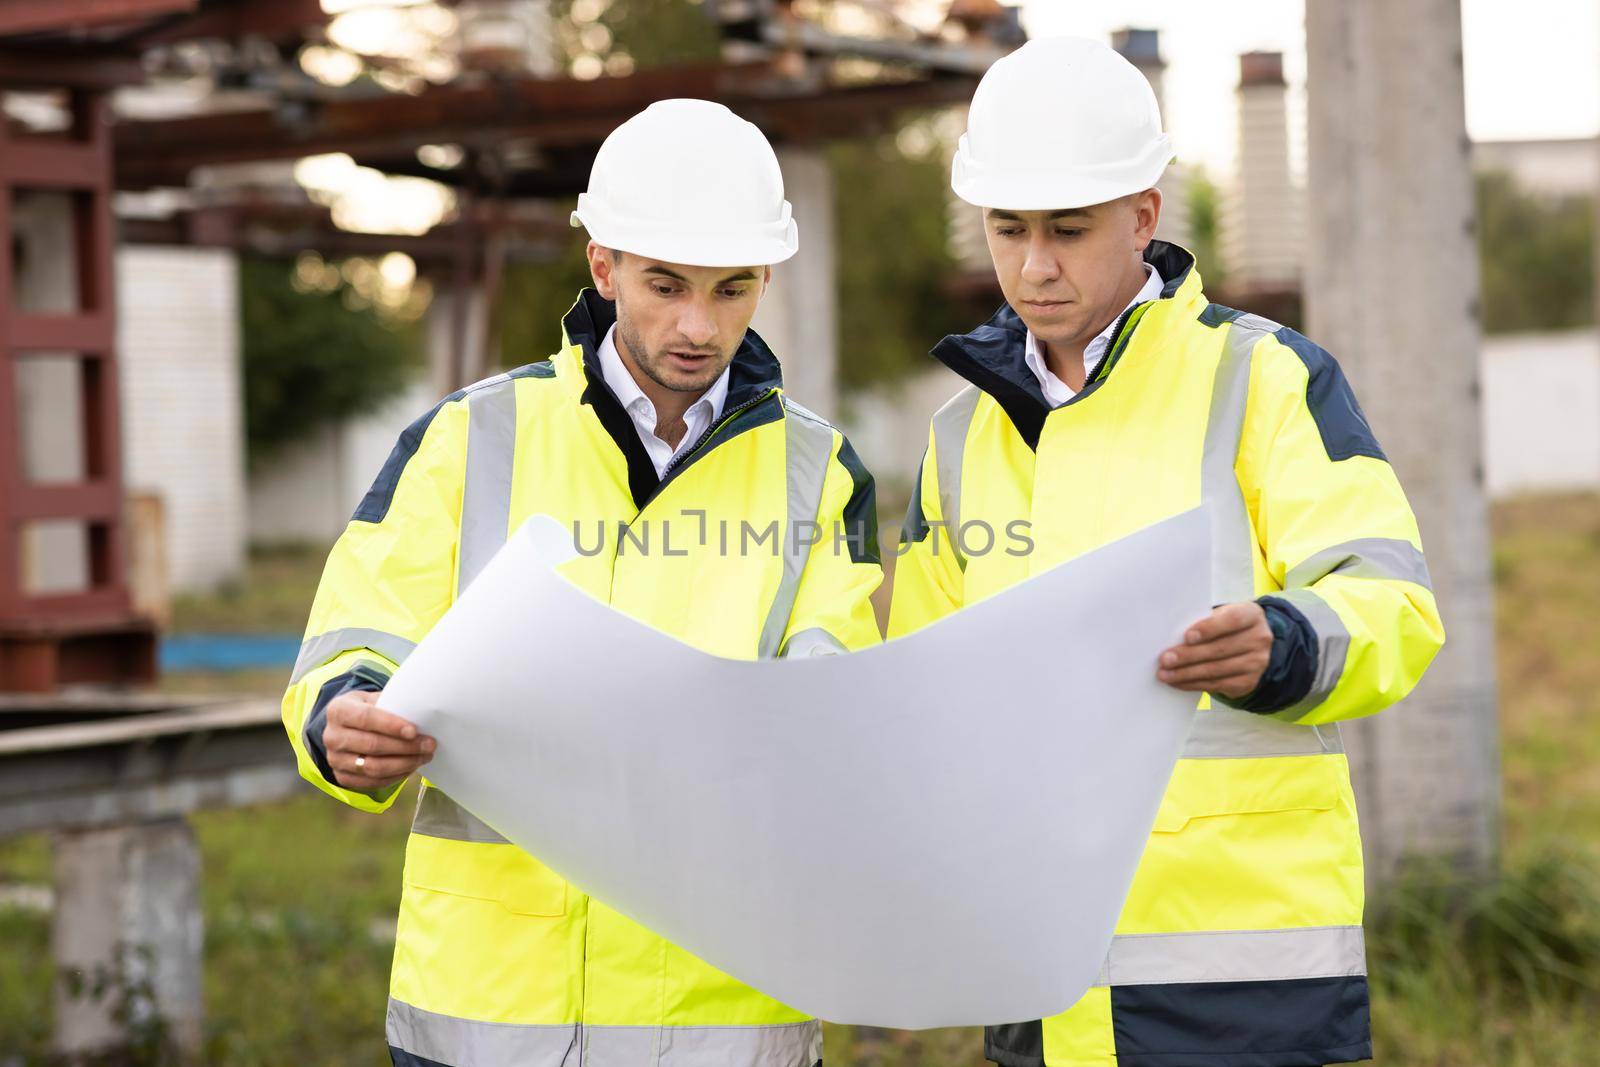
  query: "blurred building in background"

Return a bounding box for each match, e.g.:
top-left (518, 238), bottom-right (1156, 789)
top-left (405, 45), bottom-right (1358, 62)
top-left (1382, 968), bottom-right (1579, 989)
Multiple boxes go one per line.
top-left (1220, 51), bottom-right (1302, 291)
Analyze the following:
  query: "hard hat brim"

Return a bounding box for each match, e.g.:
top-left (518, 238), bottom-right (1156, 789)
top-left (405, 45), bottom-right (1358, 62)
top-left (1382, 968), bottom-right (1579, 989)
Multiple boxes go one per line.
top-left (950, 135), bottom-right (1174, 212)
top-left (571, 206), bottom-right (799, 268)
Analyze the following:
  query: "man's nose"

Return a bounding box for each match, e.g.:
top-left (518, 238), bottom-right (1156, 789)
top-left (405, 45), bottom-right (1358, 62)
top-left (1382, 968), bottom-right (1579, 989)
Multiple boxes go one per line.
top-left (677, 300), bottom-right (718, 347)
top-left (1020, 231), bottom-right (1062, 287)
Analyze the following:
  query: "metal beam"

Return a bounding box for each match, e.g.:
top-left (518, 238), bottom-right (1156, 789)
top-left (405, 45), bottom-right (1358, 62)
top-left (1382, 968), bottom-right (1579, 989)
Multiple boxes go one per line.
top-left (0, 0), bottom-right (196, 38)
top-left (122, 0), bottom-right (323, 46)
top-left (0, 50), bottom-right (145, 89)
top-left (115, 65), bottom-right (976, 190)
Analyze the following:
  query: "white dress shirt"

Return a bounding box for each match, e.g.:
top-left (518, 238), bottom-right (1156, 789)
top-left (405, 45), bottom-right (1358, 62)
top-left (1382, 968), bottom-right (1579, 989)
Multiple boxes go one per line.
top-left (597, 325), bottom-right (732, 478)
top-left (1023, 264), bottom-right (1165, 408)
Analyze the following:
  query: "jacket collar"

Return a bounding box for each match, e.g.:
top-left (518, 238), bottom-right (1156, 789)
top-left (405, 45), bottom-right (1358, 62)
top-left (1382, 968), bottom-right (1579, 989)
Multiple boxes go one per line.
top-left (930, 241), bottom-right (1201, 451)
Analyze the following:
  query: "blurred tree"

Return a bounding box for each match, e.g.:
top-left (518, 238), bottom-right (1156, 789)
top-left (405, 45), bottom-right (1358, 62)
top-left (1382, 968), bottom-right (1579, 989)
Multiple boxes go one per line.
top-left (498, 239), bottom-right (598, 364)
top-left (1187, 168), bottom-right (1227, 289)
top-left (548, 0), bottom-right (719, 75)
top-left (240, 256), bottom-right (421, 466)
top-left (1476, 171), bottom-right (1594, 334)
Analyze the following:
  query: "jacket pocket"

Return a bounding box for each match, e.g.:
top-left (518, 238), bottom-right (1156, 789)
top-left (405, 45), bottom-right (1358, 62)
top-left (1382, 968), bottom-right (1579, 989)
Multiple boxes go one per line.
top-left (1151, 754), bottom-right (1343, 833)
top-left (402, 833), bottom-right (568, 917)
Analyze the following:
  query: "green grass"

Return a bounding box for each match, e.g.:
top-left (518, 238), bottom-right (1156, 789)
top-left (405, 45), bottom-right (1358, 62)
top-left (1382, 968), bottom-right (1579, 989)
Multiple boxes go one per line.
top-left (3, 496), bottom-right (1600, 1064)
top-left (169, 543), bottom-right (328, 635)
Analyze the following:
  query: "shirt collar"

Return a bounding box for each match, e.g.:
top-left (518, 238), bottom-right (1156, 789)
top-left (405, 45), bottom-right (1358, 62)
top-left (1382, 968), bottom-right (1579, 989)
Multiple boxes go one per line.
top-left (597, 324), bottom-right (731, 426)
top-left (1023, 263), bottom-right (1164, 406)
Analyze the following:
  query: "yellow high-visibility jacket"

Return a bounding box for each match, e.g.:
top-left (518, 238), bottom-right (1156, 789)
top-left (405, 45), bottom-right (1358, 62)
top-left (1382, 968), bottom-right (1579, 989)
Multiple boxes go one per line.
top-left (282, 290), bottom-right (882, 1067)
top-left (889, 242), bottom-right (1443, 1067)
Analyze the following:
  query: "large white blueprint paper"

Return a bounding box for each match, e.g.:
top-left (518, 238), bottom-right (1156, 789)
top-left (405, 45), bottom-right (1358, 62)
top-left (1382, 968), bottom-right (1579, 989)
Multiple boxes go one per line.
top-left (382, 508), bottom-right (1210, 1029)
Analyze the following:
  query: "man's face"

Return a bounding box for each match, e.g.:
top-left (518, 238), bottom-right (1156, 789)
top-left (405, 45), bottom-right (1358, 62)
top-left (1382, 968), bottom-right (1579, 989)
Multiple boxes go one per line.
top-left (588, 244), bottom-right (771, 396)
top-left (982, 190), bottom-right (1160, 351)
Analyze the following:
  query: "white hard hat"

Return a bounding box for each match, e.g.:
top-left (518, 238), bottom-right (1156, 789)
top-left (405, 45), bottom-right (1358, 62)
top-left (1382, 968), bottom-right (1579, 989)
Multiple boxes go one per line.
top-left (571, 99), bottom-right (799, 267)
top-left (952, 37), bottom-right (1174, 210)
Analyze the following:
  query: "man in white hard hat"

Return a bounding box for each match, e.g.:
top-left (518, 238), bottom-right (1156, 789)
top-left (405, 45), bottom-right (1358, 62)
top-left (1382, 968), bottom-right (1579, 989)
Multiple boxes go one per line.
top-left (282, 99), bottom-right (882, 1067)
top-left (890, 37), bottom-right (1443, 1067)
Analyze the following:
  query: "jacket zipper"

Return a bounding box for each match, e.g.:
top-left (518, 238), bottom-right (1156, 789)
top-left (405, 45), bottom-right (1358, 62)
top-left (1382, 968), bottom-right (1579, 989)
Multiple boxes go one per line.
top-left (663, 387), bottom-right (779, 476)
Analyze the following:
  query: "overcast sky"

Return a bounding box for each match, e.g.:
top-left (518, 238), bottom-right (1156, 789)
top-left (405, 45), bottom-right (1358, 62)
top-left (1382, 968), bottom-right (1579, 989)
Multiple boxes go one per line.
top-left (1017, 0), bottom-right (1599, 179)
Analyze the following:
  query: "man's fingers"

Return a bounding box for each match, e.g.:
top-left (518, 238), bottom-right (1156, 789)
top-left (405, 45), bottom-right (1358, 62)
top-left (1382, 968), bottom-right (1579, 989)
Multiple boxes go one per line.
top-left (1159, 628), bottom-right (1266, 669)
top-left (324, 725), bottom-right (435, 758)
top-left (331, 750), bottom-right (430, 782)
top-left (331, 694), bottom-right (421, 740)
top-left (1165, 674), bottom-right (1261, 699)
top-left (1181, 603), bottom-right (1261, 645)
top-left (1159, 651), bottom-right (1268, 687)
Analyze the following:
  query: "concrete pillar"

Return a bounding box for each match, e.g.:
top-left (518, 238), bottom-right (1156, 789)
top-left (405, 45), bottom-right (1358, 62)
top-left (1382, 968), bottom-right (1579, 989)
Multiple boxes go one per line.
top-left (52, 819), bottom-right (204, 1062)
top-left (751, 146), bottom-right (838, 420)
top-left (1304, 0), bottom-right (1500, 880)
top-left (1223, 52), bottom-right (1304, 290)
top-left (1113, 28), bottom-right (1191, 249)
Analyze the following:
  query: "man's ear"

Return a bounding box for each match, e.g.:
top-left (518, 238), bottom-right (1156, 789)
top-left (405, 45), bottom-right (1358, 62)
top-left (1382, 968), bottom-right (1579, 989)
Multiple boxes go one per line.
top-left (1132, 188), bottom-right (1162, 251)
top-left (587, 241), bottom-right (619, 299)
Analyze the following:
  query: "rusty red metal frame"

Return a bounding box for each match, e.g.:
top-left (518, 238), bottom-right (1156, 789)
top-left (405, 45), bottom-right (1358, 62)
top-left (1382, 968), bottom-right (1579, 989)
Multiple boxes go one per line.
top-left (0, 90), bottom-right (155, 690)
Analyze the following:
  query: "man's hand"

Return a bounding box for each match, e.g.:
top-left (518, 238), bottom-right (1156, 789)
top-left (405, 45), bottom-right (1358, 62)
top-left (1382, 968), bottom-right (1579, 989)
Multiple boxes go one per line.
top-left (1157, 602), bottom-right (1273, 700)
top-left (323, 690), bottom-right (435, 791)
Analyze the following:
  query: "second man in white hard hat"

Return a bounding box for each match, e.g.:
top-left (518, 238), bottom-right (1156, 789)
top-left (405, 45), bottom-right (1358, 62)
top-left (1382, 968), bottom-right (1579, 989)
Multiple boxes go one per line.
top-left (281, 98), bottom-right (882, 1067)
top-left (891, 37), bottom-right (1444, 1067)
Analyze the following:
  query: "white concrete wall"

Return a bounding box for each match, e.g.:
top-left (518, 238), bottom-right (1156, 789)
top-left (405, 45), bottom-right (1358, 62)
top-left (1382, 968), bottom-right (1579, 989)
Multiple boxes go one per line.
top-left (1473, 137), bottom-right (1598, 199)
top-left (1481, 329), bottom-right (1600, 497)
top-left (117, 247), bottom-right (249, 593)
top-left (248, 379), bottom-right (437, 545)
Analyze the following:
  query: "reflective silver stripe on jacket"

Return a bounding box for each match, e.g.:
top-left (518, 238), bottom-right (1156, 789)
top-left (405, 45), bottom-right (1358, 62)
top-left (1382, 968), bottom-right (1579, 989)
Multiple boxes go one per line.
top-left (457, 372), bottom-right (520, 597)
top-left (757, 400), bottom-right (838, 660)
top-left (930, 385), bottom-right (981, 566)
top-left (389, 999), bottom-right (578, 1066)
top-left (1181, 708), bottom-right (1343, 758)
top-left (1286, 537), bottom-right (1433, 590)
top-left (388, 999), bottom-right (821, 1067)
top-left (290, 627), bottom-right (417, 685)
top-left (1202, 313), bottom-right (1277, 606)
top-left (1095, 925), bottom-right (1366, 987)
top-left (583, 1019), bottom-right (821, 1066)
top-left (412, 784), bottom-right (507, 844)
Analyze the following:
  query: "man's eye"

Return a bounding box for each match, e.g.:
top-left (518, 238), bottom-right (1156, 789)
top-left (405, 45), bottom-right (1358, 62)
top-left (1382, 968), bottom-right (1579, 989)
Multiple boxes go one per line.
top-left (1056, 229), bottom-right (1084, 239)
top-left (995, 227), bottom-right (1022, 238)
top-left (651, 284), bottom-right (677, 296)
top-left (719, 288), bottom-right (748, 299)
